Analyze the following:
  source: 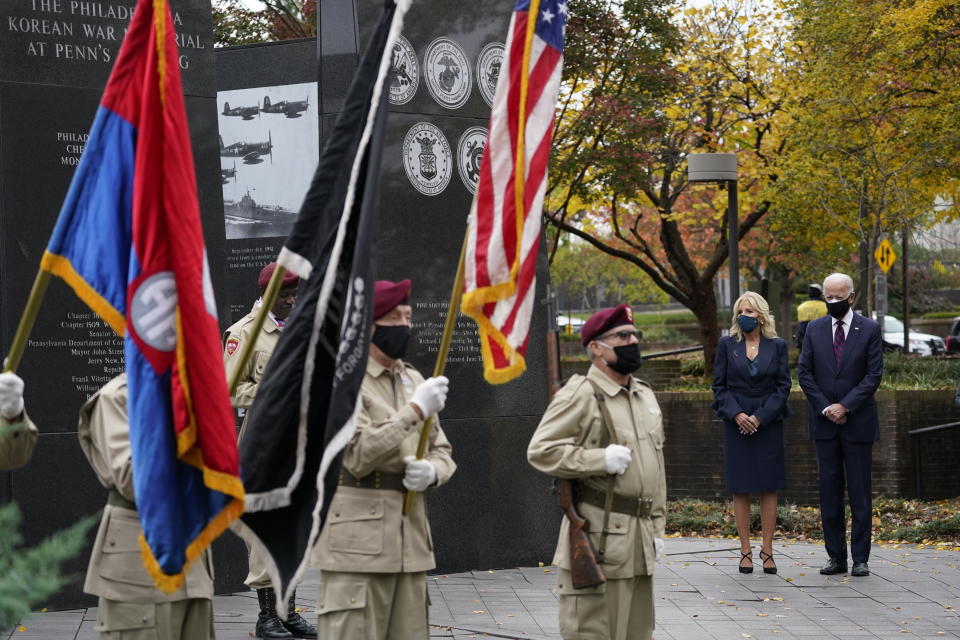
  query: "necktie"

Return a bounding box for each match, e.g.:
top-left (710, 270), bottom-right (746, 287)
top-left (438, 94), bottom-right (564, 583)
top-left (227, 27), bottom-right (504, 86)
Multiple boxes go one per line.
top-left (833, 320), bottom-right (845, 366)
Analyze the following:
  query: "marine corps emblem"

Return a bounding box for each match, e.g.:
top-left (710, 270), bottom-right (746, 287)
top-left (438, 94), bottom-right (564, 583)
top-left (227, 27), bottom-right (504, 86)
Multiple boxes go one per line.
top-left (424, 37), bottom-right (471, 109)
top-left (457, 127), bottom-right (488, 194)
top-left (389, 35), bottom-right (419, 106)
top-left (403, 122), bottom-right (452, 196)
top-left (476, 42), bottom-right (504, 108)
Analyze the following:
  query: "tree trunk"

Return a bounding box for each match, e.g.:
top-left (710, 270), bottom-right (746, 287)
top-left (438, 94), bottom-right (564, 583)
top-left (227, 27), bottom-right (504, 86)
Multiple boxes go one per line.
top-left (690, 288), bottom-right (720, 374)
top-left (775, 266), bottom-right (794, 343)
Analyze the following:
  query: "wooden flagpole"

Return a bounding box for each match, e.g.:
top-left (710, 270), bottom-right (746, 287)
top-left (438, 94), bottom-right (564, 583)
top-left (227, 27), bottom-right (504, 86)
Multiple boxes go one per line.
top-left (227, 265), bottom-right (288, 396)
top-left (3, 269), bottom-right (52, 373)
top-left (402, 224), bottom-right (469, 516)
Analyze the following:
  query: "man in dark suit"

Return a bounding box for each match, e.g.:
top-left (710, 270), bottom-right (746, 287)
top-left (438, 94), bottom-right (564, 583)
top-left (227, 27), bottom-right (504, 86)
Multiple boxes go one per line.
top-left (798, 272), bottom-right (883, 577)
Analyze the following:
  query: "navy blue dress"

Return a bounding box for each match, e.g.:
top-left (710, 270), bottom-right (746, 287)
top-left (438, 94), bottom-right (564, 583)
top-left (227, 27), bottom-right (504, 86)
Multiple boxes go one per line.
top-left (711, 335), bottom-right (791, 493)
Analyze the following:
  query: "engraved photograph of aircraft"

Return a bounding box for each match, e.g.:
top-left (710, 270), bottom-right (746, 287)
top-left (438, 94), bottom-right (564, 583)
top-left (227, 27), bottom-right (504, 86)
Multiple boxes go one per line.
top-left (219, 132), bottom-right (273, 164)
top-left (220, 161), bottom-right (237, 184)
top-left (222, 102), bottom-right (260, 120)
top-left (261, 95), bottom-right (308, 118)
top-left (217, 81), bottom-right (318, 241)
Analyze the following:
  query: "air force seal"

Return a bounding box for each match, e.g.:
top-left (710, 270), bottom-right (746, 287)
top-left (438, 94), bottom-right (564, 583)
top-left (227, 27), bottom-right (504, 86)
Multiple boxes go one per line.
top-left (424, 37), bottom-right (471, 109)
top-left (389, 35), bottom-right (419, 106)
top-left (403, 122), bottom-right (452, 196)
top-left (476, 42), bottom-right (504, 108)
top-left (457, 127), bottom-right (488, 194)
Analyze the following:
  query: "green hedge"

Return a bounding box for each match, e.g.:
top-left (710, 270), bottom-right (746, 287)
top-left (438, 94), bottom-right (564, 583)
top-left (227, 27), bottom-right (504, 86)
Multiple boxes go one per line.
top-left (920, 309), bottom-right (960, 319)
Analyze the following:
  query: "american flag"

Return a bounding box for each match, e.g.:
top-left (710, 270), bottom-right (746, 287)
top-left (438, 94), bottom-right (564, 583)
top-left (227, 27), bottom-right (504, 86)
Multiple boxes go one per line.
top-left (461, 0), bottom-right (567, 384)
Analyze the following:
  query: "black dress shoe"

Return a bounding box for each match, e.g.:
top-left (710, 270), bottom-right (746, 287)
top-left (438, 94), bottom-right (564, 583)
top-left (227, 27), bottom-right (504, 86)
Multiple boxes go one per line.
top-left (819, 558), bottom-right (848, 575)
top-left (851, 562), bottom-right (870, 576)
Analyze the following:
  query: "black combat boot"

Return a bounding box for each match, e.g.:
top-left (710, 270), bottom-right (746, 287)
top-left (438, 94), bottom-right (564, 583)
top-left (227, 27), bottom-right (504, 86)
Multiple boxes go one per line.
top-left (255, 588), bottom-right (294, 639)
top-left (283, 590), bottom-right (318, 639)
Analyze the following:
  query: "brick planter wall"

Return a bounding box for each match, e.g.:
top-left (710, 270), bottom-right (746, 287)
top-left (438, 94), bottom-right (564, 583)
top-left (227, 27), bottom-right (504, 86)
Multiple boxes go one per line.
top-left (656, 390), bottom-right (960, 504)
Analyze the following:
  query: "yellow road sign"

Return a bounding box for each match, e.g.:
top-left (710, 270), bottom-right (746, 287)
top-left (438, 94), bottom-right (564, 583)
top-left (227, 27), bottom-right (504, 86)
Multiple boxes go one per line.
top-left (874, 237), bottom-right (897, 274)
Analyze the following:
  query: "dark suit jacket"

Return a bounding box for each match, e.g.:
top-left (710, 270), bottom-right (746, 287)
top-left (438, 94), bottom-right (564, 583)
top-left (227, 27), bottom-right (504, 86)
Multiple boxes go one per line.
top-left (711, 335), bottom-right (791, 426)
top-left (798, 314), bottom-right (883, 442)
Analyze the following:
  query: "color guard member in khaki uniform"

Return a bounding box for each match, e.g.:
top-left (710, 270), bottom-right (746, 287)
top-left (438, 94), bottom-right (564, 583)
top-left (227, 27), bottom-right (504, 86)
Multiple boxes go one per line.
top-left (223, 263), bottom-right (315, 640)
top-left (79, 374), bottom-right (215, 639)
top-left (528, 304), bottom-right (667, 640)
top-left (312, 279), bottom-right (456, 639)
top-left (223, 262), bottom-right (299, 438)
top-left (0, 373), bottom-right (37, 470)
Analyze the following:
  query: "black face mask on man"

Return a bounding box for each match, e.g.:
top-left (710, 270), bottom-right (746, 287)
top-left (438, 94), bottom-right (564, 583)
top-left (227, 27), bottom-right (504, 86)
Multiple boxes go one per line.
top-left (372, 324), bottom-right (412, 359)
top-left (826, 298), bottom-right (851, 320)
top-left (599, 343), bottom-right (642, 375)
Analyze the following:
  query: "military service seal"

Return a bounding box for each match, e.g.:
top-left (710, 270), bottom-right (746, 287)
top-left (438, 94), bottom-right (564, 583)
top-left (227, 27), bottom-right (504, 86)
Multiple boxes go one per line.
top-left (457, 127), bottom-right (488, 194)
top-left (389, 35), bottom-right (419, 106)
top-left (424, 37), bottom-right (471, 109)
top-left (475, 42), bottom-right (504, 108)
top-left (403, 122), bottom-right (452, 196)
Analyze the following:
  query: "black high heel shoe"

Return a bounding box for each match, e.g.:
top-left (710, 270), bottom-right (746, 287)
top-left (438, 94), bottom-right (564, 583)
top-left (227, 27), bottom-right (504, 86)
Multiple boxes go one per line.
top-left (739, 551), bottom-right (753, 574)
top-left (759, 549), bottom-right (777, 574)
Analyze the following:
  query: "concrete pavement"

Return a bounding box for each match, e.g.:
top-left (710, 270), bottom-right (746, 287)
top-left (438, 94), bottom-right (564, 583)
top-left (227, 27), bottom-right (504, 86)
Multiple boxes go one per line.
top-left (8, 537), bottom-right (960, 639)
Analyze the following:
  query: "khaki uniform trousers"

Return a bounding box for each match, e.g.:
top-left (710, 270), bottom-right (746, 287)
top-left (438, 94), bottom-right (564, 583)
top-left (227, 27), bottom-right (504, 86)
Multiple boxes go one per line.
top-left (244, 543), bottom-right (270, 589)
top-left (316, 570), bottom-right (428, 640)
top-left (557, 569), bottom-right (654, 640)
top-left (95, 597), bottom-right (214, 640)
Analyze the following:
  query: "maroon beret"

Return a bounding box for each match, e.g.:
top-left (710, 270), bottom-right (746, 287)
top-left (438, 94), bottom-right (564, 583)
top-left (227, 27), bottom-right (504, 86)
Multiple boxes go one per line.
top-left (580, 303), bottom-right (635, 346)
top-left (374, 279), bottom-right (412, 320)
top-left (258, 262), bottom-right (300, 291)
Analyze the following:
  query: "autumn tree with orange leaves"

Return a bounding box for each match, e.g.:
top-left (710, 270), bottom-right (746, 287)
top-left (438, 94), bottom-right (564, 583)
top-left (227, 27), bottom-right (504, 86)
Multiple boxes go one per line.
top-left (547, 0), bottom-right (794, 367)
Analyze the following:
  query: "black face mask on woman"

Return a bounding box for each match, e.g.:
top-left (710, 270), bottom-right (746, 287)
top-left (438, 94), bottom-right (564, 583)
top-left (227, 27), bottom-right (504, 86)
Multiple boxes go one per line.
top-left (827, 299), bottom-right (851, 320)
top-left (372, 324), bottom-right (412, 359)
top-left (604, 343), bottom-right (642, 375)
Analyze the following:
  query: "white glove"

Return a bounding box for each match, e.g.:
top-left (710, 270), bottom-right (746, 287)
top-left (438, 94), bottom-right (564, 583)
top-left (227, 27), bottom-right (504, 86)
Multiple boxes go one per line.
top-left (0, 373), bottom-right (24, 420)
top-left (410, 376), bottom-right (449, 418)
top-left (402, 455), bottom-right (437, 492)
top-left (654, 537), bottom-right (665, 561)
top-left (604, 444), bottom-right (631, 475)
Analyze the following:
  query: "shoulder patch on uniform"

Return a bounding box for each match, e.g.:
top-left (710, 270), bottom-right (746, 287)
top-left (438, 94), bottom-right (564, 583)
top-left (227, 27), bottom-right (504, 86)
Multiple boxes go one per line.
top-left (226, 338), bottom-right (240, 355)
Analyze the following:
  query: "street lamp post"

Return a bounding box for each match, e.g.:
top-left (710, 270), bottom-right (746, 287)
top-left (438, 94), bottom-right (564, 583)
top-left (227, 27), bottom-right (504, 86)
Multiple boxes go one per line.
top-left (688, 153), bottom-right (739, 305)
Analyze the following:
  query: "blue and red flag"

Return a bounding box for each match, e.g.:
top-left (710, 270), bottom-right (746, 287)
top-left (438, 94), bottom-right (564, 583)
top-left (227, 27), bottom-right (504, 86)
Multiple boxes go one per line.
top-left (40, 0), bottom-right (244, 592)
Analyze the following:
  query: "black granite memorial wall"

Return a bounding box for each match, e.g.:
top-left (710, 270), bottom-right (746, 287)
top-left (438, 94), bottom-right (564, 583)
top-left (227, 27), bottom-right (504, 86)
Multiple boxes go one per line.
top-left (215, 0), bottom-right (559, 576)
top-left (0, 0), bottom-right (233, 607)
top-left (325, 0), bottom-right (559, 572)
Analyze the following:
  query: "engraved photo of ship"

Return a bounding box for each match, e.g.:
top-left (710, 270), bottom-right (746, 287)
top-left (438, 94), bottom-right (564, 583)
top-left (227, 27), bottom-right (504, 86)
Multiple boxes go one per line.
top-left (223, 189), bottom-right (297, 239)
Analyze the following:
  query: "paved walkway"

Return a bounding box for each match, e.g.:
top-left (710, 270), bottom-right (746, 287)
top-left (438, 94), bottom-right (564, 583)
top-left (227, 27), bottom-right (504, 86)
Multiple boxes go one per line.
top-left (7, 538), bottom-right (960, 639)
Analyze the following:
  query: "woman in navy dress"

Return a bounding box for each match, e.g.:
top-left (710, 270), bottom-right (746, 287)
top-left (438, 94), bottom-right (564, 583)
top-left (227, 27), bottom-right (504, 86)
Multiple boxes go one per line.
top-left (711, 291), bottom-right (791, 574)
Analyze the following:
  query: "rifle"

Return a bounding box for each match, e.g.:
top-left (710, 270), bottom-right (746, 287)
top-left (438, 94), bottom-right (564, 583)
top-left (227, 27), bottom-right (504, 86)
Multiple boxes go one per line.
top-left (555, 478), bottom-right (606, 589)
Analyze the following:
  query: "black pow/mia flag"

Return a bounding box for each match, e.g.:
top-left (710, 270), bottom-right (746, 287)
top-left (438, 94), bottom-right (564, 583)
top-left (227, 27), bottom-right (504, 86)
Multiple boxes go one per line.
top-left (233, 0), bottom-right (405, 611)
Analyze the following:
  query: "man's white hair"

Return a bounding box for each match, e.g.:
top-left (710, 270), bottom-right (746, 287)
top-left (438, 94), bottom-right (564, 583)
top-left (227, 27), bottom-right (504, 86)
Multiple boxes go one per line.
top-left (823, 273), bottom-right (855, 296)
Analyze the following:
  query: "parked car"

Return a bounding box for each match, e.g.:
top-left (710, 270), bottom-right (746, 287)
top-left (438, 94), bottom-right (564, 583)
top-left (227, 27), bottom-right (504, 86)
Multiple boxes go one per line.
top-left (873, 313), bottom-right (945, 356)
top-left (945, 317), bottom-right (960, 353)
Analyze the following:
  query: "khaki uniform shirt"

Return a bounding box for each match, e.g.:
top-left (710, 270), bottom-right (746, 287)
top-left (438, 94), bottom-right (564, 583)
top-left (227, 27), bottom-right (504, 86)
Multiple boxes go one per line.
top-left (0, 413), bottom-right (38, 470)
top-left (312, 356), bottom-right (456, 574)
top-left (527, 365), bottom-right (667, 579)
top-left (78, 374), bottom-right (214, 603)
top-left (223, 304), bottom-right (282, 435)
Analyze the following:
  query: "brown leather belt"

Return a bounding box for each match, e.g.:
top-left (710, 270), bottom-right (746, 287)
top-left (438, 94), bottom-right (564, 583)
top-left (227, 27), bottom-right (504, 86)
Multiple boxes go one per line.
top-left (338, 470), bottom-right (405, 492)
top-left (108, 488), bottom-right (137, 511)
top-left (577, 484), bottom-right (653, 518)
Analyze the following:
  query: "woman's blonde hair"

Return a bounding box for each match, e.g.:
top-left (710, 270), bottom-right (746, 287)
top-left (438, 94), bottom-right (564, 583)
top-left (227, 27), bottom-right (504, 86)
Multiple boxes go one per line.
top-left (729, 291), bottom-right (777, 340)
